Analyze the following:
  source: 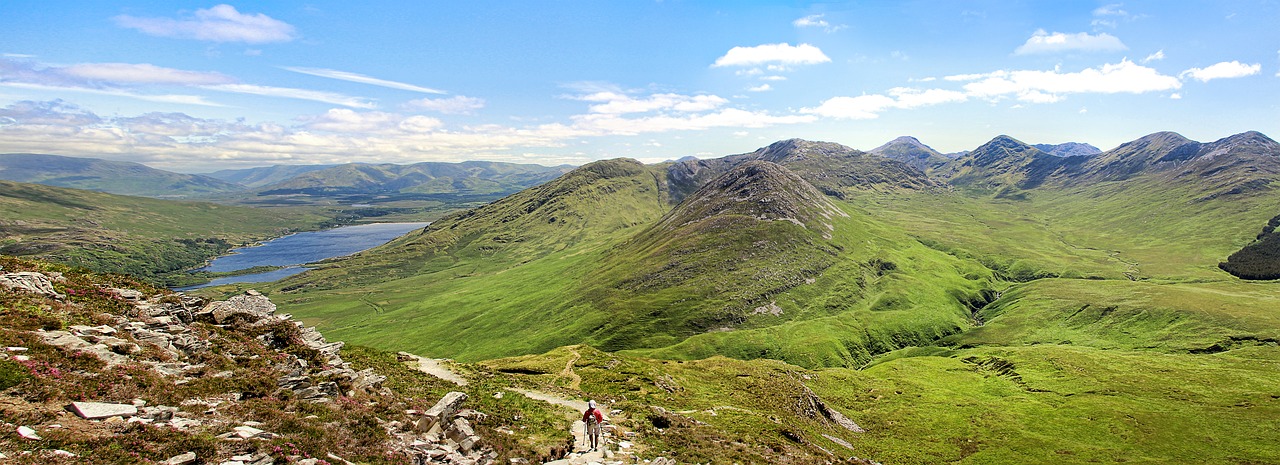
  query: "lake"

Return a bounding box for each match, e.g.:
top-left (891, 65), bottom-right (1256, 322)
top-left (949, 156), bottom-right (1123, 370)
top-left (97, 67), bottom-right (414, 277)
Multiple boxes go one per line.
top-left (175, 222), bottom-right (428, 290)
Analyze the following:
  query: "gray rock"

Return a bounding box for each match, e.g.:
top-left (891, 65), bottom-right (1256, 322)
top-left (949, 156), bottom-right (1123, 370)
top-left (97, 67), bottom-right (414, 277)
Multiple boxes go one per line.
top-left (204, 292), bottom-right (277, 324)
top-left (419, 391), bottom-right (468, 433)
top-left (0, 272), bottom-right (64, 299)
top-left (69, 401), bottom-right (138, 420)
top-left (164, 451), bottom-right (197, 465)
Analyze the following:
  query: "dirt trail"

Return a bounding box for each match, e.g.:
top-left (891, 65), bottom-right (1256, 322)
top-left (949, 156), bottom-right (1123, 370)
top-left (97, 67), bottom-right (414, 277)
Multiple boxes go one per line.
top-left (510, 388), bottom-right (627, 465)
top-left (398, 352), bottom-right (468, 386)
top-left (557, 347), bottom-right (583, 390)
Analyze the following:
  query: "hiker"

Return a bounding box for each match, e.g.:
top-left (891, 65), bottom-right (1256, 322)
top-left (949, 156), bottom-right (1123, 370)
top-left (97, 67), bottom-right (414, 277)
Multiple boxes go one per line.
top-left (583, 400), bottom-right (604, 451)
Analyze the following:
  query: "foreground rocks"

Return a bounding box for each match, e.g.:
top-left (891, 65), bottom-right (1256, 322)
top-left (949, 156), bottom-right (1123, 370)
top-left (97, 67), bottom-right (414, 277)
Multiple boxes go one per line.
top-left (1, 270), bottom-right (498, 464)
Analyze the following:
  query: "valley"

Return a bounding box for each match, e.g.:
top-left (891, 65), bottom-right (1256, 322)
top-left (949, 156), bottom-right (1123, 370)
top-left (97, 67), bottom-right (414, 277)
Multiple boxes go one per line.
top-left (3, 130), bottom-right (1279, 463)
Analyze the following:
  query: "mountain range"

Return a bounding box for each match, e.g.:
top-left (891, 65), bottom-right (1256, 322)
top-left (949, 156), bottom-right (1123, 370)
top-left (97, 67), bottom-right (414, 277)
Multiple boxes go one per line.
top-left (5, 129), bottom-right (1280, 463)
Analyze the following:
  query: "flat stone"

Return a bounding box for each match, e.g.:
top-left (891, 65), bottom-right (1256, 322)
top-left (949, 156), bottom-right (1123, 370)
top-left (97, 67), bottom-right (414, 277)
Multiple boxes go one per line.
top-left (165, 451), bottom-right (197, 465)
top-left (69, 401), bottom-right (138, 420)
top-left (17, 425), bottom-right (41, 440)
top-left (233, 425), bottom-right (265, 439)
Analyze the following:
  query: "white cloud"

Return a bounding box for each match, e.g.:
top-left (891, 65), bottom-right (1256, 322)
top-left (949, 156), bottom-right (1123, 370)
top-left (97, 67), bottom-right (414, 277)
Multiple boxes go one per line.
top-left (2, 53), bottom-right (36, 58)
top-left (1169, 93), bottom-right (1182, 99)
top-left (802, 94), bottom-right (897, 119)
top-left (712, 43), bottom-right (831, 67)
top-left (759, 75), bottom-right (787, 81)
top-left (1014, 30), bottom-right (1127, 55)
top-left (570, 92), bottom-right (728, 114)
top-left (1179, 61), bottom-right (1262, 82)
top-left (60, 63), bottom-right (233, 85)
top-left (1142, 50), bottom-right (1164, 63)
top-left (962, 59), bottom-right (1180, 102)
top-left (808, 59), bottom-right (1180, 120)
top-left (202, 84), bottom-right (377, 109)
top-left (887, 87), bottom-right (969, 108)
top-left (747, 84), bottom-right (772, 92)
top-left (803, 88), bottom-right (968, 119)
top-left (113, 4), bottom-right (297, 43)
top-left (403, 96), bottom-right (486, 114)
top-left (282, 67), bottom-right (445, 94)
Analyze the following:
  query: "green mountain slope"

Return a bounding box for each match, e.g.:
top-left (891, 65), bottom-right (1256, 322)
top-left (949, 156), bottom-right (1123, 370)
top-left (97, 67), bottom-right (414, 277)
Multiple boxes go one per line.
top-left (0, 153), bottom-right (244, 198)
top-left (0, 179), bottom-right (328, 282)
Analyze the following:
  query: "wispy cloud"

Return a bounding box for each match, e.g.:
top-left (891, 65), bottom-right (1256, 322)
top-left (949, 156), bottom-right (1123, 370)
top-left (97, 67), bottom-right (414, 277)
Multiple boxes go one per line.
top-left (793, 14), bottom-right (846, 33)
top-left (114, 4), bottom-right (297, 43)
top-left (60, 63), bottom-right (233, 85)
top-left (0, 82), bottom-right (223, 106)
top-left (1014, 30), bottom-right (1127, 55)
top-left (1142, 50), bottom-right (1165, 63)
top-left (403, 96), bottom-right (486, 115)
top-left (282, 67), bottom-right (446, 94)
top-left (712, 43), bottom-right (831, 67)
top-left (569, 91), bottom-right (728, 114)
top-left (1180, 61), bottom-right (1262, 82)
top-left (747, 84), bottom-right (772, 92)
top-left (202, 84), bottom-right (377, 109)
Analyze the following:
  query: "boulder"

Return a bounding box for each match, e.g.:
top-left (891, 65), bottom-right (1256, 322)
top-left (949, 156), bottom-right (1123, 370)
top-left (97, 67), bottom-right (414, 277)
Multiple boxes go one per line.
top-left (0, 272), bottom-right (64, 299)
top-left (69, 401), bottom-right (138, 420)
top-left (418, 391), bottom-right (468, 433)
top-left (204, 292), bottom-right (276, 324)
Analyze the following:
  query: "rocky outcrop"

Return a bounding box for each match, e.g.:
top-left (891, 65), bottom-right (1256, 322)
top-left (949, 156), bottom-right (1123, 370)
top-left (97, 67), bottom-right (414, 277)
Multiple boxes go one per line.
top-left (0, 271), bottom-right (65, 299)
top-left (4, 270), bottom-right (497, 465)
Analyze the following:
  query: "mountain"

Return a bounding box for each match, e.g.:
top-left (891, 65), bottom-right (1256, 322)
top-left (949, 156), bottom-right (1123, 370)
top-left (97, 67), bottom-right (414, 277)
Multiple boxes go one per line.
top-left (1032, 141), bottom-right (1102, 157)
top-left (0, 153), bottom-right (244, 198)
top-left (0, 179), bottom-right (326, 282)
top-left (664, 138), bottom-right (936, 202)
top-left (935, 135), bottom-right (1090, 193)
top-left (254, 161), bottom-right (572, 196)
top-left (1078, 131), bottom-right (1280, 197)
top-left (585, 161), bottom-right (853, 348)
top-left (869, 136), bottom-right (951, 172)
top-left (202, 164), bottom-right (337, 188)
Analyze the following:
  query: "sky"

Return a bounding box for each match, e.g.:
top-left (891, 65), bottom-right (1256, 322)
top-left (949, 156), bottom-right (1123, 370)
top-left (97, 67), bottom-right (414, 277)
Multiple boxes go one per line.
top-left (0, 1), bottom-right (1277, 172)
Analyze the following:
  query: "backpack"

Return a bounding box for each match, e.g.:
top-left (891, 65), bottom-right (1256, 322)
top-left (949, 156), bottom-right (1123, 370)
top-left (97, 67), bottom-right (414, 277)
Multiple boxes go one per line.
top-left (585, 408), bottom-right (599, 425)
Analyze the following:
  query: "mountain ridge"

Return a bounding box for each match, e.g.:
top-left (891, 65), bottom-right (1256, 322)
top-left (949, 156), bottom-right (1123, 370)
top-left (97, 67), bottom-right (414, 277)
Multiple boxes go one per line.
top-left (0, 153), bottom-right (243, 198)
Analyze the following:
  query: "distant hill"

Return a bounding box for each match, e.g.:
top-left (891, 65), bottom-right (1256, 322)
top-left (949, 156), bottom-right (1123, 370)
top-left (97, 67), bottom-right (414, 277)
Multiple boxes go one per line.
top-left (0, 179), bottom-right (326, 282)
top-left (869, 136), bottom-right (951, 172)
top-left (1032, 142), bottom-right (1102, 157)
top-left (0, 153), bottom-right (244, 198)
top-left (202, 164), bottom-right (337, 188)
top-left (253, 161), bottom-right (572, 196)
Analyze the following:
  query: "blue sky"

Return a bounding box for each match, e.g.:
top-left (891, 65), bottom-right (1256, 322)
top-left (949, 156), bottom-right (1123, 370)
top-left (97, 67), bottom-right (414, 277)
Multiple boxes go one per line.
top-left (1, 1), bottom-right (1276, 172)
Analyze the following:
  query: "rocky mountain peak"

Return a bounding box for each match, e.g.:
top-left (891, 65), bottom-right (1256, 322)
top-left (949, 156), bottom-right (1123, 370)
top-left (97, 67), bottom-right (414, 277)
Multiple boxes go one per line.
top-left (658, 160), bottom-right (845, 235)
top-left (753, 138), bottom-right (861, 163)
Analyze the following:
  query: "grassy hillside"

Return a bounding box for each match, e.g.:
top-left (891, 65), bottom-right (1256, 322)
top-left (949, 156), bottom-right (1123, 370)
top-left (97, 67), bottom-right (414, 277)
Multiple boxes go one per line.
top-left (0, 180), bottom-right (330, 284)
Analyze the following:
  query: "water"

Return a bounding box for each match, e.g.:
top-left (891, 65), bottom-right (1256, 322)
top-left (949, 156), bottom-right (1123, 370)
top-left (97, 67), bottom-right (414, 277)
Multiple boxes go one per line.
top-left (175, 222), bottom-right (428, 290)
